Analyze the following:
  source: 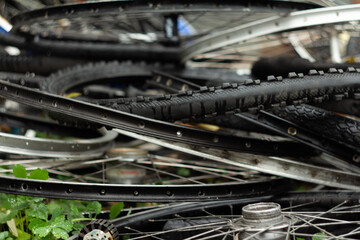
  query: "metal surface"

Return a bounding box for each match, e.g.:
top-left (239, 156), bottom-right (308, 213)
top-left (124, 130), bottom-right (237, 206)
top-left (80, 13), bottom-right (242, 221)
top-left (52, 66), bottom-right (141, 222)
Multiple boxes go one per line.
top-left (10, 1), bottom-right (318, 31)
top-left (330, 29), bottom-right (342, 63)
top-left (0, 127), bottom-right (117, 158)
top-left (288, 33), bottom-right (316, 62)
top-left (181, 4), bottom-right (360, 62)
top-left (105, 148), bottom-right (147, 184)
top-left (148, 70), bottom-right (201, 93)
top-left (0, 80), bottom-right (314, 156)
top-left (79, 220), bottom-right (119, 240)
top-left (0, 111), bottom-right (99, 138)
top-left (83, 230), bottom-right (112, 240)
top-left (0, 81), bottom-right (357, 189)
top-left (0, 174), bottom-right (285, 202)
top-left (105, 192), bottom-right (360, 240)
top-left (235, 112), bottom-right (360, 173)
top-left (3, 1), bottom-right (318, 63)
top-left (235, 202), bottom-right (290, 240)
top-left (113, 129), bottom-right (360, 190)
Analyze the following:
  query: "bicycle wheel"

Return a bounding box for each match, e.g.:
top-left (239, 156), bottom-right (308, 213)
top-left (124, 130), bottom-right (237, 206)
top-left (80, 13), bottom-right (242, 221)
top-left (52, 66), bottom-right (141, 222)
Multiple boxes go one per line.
top-left (0, 143), bottom-right (286, 202)
top-left (98, 191), bottom-right (360, 240)
top-left (0, 1), bottom-right (318, 62)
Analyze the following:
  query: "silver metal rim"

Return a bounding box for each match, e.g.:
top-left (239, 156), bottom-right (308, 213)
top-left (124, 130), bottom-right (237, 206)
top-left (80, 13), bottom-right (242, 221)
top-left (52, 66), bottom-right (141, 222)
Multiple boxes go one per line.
top-left (0, 127), bottom-right (117, 158)
top-left (181, 4), bottom-right (360, 62)
top-left (113, 128), bottom-right (360, 191)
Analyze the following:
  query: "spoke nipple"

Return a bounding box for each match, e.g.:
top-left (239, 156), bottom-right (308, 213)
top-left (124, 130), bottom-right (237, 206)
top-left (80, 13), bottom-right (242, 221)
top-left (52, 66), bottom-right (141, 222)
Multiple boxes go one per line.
top-left (287, 127), bottom-right (297, 136)
top-left (138, 122), bottom-right (145, 128)
top-left (166, 79), bottom-right (173, 86)
top-left (181, 84), bottom-right (189, 91)
top-left (353, 154), bottom-right (360, 163)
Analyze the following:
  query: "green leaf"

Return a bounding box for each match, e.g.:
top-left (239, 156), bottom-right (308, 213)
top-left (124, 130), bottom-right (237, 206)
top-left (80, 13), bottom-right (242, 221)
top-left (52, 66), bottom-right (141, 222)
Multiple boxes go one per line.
top-left (28, 169), bottom-right (49, 181)
top-left (13, 164), bottom-right (27, 178)
top-left (29, 197), bottom-right (45, 203)
top-left (69, 205), bottom-right (80, 219)
top-left (51, 215), bottom-right (72, 232)
top-left (296, 238), bottom-right (305, 240)
top-left (47, 202), bottom-right (62, 214)
top-left (17, 229), bottom-right (31, 240)
top-left (155, 180), bottom-right (163, 185)
top-left (29, 218), bottom-right (48, 232)
top-left (312, 233), bottom-right (329, 240)
top-left (33, 235), bottom-right (53, 240)
top-left (86, 201), bottom-right (102, 218)
top-left (4, 195), bottom-right (29, 211)
top-left (3, 196), bottom-right (17, 209)
top-left (49, 207), bottom-right (63, 221)
top-left (0, 232), bottom-right (9, 240)
top-left (0, 212), bottom-right (12, 224)
top-left (177, 168), bottom-right (191, 177)
top-left (71, 230), bottom-right (80, 236)
top-left (110, 202), bottom-right (124, 220)
top-left (61, 219), bottom-right (73, 233)
top-left (52, 228), bottom-right (69, 239)
top-left (34, 227), bottom-right (51, 238)
top-left (0, 194), bottom-right (9, 206)
top-left (50, 215), bottom-right (65, 228)
top-left (26, 203), bottom-right (48, 221)
top-left (72, 223), bottom-right (85, 231)
top-left (71, 200), bottom-right (89, 212)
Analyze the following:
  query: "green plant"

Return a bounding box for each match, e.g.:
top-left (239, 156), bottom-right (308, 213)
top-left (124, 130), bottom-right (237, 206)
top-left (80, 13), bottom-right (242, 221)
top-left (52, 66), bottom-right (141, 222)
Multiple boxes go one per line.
top-left (296, 232), bottom-right (329, 240)
top-left (110, 203), bottom-right (124, 220)
top-left (312, 232), bottom-right (329, 240)
top-left (0, 231), bottom-right (12, 240)
top-left (0, 164), bottom-right (124, 239)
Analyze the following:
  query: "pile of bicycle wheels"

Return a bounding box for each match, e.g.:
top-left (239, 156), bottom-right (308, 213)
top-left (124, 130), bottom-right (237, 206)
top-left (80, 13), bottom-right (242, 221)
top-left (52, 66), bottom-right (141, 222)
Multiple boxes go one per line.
top-left (0, 1), bottom-right (360, 239)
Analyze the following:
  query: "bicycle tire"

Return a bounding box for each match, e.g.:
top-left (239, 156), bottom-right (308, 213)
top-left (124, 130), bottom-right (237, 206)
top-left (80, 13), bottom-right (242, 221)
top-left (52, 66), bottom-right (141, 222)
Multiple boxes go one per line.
top-left (319, 99), bottom-right (360, 118)
top-left (0, 33), bottom-right (180, 62)
top-left (201, 104), bottom-right (360, 148)
top-left (41, 61), bottom-right (162, 95)
top-left (2, 1), bottom-right (318, 61)
top-left (41, 63), bottom-right (360, 147)
top-left (0, 53), bottom-right (88, 75)
top-left (251, 57), bottom-right (360, 80)
top-left (41, 61), bottom-right (247, 96)
top-left (0, 70), bottom-right (44, 88)
top-left (104, 68), bottom-right (360, 121)
top-left (271, 104), bottom-right (360, 148)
